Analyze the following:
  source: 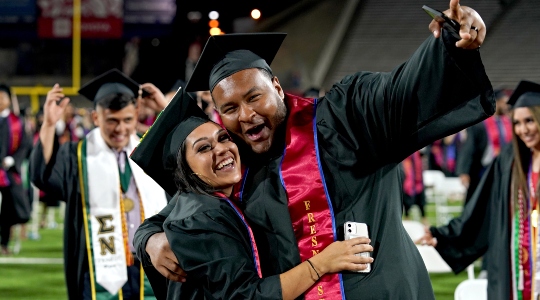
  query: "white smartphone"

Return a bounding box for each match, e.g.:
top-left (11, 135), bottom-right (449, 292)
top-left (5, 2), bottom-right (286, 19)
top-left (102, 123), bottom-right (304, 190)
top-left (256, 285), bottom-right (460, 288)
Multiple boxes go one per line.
top-left (344, 221), bottom-right (371, 273)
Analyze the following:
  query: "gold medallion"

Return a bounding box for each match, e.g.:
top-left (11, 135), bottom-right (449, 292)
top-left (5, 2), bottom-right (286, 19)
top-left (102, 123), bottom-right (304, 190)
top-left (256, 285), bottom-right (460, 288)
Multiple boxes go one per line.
top-left (122, 197), bottom-right (135, 212)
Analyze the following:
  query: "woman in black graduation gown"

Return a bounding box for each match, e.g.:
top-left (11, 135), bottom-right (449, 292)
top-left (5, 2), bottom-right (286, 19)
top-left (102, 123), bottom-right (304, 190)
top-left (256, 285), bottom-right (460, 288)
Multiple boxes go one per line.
top-left (132, 90), bottom-right (374, 299)
top-left (421, 81), bottom-right (540, 300)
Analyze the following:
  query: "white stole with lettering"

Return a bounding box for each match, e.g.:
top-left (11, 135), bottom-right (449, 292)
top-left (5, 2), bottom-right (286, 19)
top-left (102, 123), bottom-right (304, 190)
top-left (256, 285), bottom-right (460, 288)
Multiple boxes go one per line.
top-left (85, 128), bottom-right (167, 294)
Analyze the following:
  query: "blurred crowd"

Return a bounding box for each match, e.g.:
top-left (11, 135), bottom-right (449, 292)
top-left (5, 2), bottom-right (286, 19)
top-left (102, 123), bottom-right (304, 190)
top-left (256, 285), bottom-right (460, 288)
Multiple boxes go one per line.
top-left (400, 88), bottom-right (513, 225)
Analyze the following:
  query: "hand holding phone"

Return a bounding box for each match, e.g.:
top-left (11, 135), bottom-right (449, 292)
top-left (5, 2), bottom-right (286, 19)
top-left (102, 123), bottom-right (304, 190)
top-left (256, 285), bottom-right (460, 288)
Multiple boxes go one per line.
top-left (344, 221), bottom-right (371, 273)
top-left (422, 5), bottom-right (461, 40)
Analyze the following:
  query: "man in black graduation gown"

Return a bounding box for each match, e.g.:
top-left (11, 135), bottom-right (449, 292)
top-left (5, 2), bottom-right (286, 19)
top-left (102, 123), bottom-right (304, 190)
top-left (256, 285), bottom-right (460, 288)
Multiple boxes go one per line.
top-left (0, 84), bottom-right (32, 255)
top-left (29, 70), bottom-right (168, 300)
top-left (132, 1), bottom-right (495, 299)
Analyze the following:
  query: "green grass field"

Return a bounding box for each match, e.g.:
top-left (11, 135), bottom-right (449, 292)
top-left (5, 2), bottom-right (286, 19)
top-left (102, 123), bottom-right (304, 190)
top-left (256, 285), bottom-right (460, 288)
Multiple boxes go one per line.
top-left (0, 202), bottom-right (472, 299)
top-left (0, 226), bottom-right (66, 300)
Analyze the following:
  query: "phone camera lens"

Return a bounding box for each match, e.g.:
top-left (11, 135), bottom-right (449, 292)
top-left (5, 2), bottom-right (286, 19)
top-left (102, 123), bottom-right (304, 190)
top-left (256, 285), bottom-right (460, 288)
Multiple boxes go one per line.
top-left (348, 229), bottom-right (352, 232)
top-left (347, 224), bottom-right (351, 227)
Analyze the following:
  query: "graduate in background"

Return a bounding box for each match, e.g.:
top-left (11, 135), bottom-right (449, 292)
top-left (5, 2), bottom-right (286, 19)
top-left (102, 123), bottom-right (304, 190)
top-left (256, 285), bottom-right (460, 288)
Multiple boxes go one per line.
top-left (29, 69), bottom-right (168, 300)
top-left (0, 84), bottom-right (32, 255)
top-left (456, 88), bottom-right (512, 203)
top-left (421, 81), bottom-right (540, 299)
top-left (427, 132), bottom-right (465, 177)
top-left (32, 108), bottom-right (62, 230)
top-left (401, 150), bottom-right (428, 225)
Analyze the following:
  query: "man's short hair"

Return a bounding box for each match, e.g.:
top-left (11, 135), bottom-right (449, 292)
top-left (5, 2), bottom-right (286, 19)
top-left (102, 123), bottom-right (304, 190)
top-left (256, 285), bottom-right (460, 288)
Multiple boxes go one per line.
top-left (95, 93), bottom-right (137, 110)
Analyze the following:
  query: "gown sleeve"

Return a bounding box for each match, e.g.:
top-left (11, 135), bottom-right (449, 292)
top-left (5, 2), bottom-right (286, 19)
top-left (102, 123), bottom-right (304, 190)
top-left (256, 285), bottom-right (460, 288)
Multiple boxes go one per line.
top-left (133, 196), bottom-right (179, 300)
top-left (164, 207), bottom-right (282, 300)
top-left (134, 195), bottom-right (177, 266)
top-left (429, 147), bottom-right (508, 273)
top-left (319, 31), bottom-right (494, 170)
top-left (0, 119), bottom-right (7, 169)
top-left (28, 139), bottom-right (77, 201)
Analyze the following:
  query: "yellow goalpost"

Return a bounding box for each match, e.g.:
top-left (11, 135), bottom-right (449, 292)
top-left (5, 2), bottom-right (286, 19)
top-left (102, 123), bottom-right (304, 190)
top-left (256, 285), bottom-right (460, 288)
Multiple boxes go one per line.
top-left (11, 0), bottom-right (82, 113)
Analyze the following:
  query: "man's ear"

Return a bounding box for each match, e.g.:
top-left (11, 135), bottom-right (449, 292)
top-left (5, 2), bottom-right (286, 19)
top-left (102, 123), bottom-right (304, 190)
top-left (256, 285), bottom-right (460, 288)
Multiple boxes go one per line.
top-left (273, 76), bottom-right (285, 99)
top-left (91, 109), bottom-right (99, 127)
top-left (134, 103), bottom-right (140, 118)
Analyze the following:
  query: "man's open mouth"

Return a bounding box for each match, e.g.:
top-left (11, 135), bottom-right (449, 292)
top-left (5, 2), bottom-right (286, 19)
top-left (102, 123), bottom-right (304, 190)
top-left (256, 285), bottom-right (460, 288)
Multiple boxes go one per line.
top-left (245, 124), bottom-right (265, 140)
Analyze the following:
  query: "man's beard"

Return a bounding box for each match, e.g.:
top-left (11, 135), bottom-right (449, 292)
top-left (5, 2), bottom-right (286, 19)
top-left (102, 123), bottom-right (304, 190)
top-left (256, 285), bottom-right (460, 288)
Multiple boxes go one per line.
top-left (272, 96), bottom-right (287, 131)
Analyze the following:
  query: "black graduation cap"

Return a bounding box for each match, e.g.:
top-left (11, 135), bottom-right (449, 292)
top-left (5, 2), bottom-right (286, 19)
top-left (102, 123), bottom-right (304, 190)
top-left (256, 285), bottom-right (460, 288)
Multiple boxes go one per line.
top-left (507, 80), bottom-right (540, 109)
top-left (186, 32), bottom-right (287, 92)
top-left (130, 88), bottom-right (208, 196)
top-left (169, 79), bottom-right (186, 93)
top-left (78, 68), bottom-right (141, 102)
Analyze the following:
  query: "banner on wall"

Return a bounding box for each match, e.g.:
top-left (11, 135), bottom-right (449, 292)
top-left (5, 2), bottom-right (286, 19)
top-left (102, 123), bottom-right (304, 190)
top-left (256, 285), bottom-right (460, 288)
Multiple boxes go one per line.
top-left (38, 0), bottom-right (123, 38)
top-left (124, 0), bottom-right (176, 24)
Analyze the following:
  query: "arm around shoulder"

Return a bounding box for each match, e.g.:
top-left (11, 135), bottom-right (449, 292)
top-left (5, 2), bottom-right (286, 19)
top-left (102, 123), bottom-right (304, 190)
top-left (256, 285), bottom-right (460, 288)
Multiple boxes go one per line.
top-left (134, 195), bottom-right (178, 265)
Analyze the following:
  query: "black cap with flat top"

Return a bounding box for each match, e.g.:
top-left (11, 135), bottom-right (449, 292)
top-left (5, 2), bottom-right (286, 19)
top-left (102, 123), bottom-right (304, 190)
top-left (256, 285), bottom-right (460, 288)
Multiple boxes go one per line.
top-left (185, 32), bottom-right (287, 92)
top-left (130, 88), bottom-right (208, 196)
top-left (507, 80), bottom-right (540, 108)
top-left (78, 68), bottom-right (141, 102)
top-left (169, 79), bottom-right (186, 93)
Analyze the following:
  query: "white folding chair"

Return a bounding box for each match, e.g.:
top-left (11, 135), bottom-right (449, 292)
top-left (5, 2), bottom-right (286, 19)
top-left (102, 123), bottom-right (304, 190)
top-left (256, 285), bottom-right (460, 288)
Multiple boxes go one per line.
top-left (422, 170), bottom-right (446, 205)
top-left (402, 220), bottom-right (453, 273)
top-left (435, 176), bottom-right (466, 225)
top-left (423, 170), bottom-right (446, 190)
top-left (454, 278), bottom-right (487, 300)
top-left (416, 245), bottom-right (453, 273)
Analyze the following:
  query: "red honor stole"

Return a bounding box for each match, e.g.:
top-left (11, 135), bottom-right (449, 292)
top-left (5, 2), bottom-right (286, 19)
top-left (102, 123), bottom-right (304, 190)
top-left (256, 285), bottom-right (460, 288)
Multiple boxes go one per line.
top-left (0, 112), bottom-right (23, 187)
top-left (484, 115), bottom-right (512, 156)
top-left (280, 95), bottom-right (344, 300)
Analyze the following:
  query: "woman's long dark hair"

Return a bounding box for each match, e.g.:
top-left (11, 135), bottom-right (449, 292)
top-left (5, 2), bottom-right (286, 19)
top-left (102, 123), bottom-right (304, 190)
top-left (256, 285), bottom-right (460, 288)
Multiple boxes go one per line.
top-left (173, 140), bottom-right (218, 198)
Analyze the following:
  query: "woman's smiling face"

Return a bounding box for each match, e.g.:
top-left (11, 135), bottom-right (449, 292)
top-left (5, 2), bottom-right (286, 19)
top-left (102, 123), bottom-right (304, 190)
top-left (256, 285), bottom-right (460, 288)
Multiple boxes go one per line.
top-left (513, 107), bottom-right (540, 151)
top-left (184, 122), bottom-right (242, 196)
